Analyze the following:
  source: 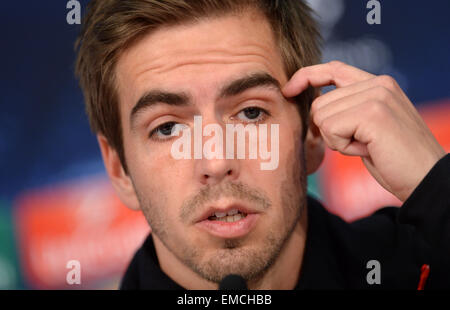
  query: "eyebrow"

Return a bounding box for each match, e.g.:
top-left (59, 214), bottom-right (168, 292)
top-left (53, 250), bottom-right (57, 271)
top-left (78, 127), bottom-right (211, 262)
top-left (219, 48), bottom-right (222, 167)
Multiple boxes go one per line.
top-left (129, 72), bottom-right (281, 127)
top-left (217, 72), bottom-right (281, 99)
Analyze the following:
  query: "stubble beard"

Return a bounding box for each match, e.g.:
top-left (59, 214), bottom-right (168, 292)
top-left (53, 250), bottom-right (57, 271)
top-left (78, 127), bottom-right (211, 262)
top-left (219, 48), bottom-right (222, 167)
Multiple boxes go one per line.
top-left (135, 148), bottom-right (307, 285)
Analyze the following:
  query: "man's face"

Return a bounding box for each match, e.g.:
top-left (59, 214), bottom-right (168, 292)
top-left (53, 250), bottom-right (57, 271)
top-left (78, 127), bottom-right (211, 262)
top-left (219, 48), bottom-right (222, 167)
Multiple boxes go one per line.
top-left (114, 10), bottom-right (307, 283)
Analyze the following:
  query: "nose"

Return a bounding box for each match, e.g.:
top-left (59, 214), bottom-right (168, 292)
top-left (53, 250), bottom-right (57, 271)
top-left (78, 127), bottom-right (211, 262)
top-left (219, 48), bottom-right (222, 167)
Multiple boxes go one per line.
top-left (196, 156), bottom-right (240, 186)
top-left (193, 117), bottom-right (241, 186)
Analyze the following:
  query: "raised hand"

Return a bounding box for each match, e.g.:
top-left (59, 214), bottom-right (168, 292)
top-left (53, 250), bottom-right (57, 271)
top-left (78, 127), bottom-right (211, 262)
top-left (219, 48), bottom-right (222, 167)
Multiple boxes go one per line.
top-left (283, 61), bottom-right (446, 202)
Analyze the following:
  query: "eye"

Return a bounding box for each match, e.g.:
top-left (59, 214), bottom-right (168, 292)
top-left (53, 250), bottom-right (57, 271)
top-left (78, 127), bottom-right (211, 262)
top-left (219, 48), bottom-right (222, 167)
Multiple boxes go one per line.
top-left (149, 122), bottom-right (188, 141)
top-left (235, 107), bottom-right (269, 123)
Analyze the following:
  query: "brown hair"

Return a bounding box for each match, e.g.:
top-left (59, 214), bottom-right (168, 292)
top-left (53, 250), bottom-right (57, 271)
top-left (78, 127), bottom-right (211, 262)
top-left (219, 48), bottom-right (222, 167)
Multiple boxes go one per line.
top-left (75, 0), bottom-right (321, 171)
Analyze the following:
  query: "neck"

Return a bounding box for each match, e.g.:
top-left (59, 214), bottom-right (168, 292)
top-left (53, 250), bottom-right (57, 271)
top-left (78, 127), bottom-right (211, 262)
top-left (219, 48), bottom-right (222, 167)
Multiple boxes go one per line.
top-left (153, 206), bottom-right (308, 289)
top-left (247, 206), bottom-right (308, 290)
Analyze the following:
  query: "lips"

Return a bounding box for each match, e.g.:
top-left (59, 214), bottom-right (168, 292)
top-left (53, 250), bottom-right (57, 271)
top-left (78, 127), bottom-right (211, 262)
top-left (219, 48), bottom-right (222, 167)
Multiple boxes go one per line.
top-left (196, 204), bottom-right (257, 223)
top-left (194, 204), bottom-right (260, 239)
top-left (208, 208), bottom-right (247, 222)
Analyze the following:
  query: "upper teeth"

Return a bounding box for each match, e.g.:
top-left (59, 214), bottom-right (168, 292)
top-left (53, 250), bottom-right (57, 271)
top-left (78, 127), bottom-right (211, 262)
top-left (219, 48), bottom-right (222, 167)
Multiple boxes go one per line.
top-left (215, 209), bottom-right (239, 218)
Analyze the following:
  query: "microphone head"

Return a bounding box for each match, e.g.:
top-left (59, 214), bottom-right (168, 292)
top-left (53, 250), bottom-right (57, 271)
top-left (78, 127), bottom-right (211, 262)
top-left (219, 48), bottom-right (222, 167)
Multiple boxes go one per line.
top-left (219, 274), bottom-right (248, 290)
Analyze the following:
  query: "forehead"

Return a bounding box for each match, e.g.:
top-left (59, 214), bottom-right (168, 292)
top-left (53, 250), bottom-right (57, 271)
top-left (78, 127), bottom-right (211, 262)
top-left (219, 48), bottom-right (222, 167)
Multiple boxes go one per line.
top-left (115, 10), bottom-right (287, 113)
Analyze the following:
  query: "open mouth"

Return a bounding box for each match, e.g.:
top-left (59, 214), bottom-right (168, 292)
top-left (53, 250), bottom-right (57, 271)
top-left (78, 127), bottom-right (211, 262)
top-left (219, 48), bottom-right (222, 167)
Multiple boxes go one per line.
top-left (207, 209), bottom-right (248, 222)
top-left (195, 206), bottom-right (259, 239)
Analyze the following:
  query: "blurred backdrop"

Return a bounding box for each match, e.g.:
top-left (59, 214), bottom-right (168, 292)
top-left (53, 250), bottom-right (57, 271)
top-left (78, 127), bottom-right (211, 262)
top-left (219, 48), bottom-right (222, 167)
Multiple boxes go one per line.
top-left (0, 0), bottom-right (449, 289)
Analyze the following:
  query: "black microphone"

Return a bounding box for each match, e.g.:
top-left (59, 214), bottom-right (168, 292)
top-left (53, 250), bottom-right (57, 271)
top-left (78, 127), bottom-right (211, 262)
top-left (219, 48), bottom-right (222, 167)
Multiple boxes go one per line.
top-left (219, 274), bottom-right (248, 290)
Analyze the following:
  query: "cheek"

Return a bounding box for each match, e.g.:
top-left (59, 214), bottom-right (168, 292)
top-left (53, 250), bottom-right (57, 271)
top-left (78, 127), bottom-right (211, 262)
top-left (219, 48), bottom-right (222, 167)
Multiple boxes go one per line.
top-left (266, 118), bottom-right (305, 214)
top-left (129, 151), bottom-right (193, 241)
top-left (128, 139), bottom-right (194, 213)
top-left (273, 114), bottom-right (304, 174)
top-left (131, 137), bottom-right (191, 182)
top-left (246, 111), bottom-right (304, 202)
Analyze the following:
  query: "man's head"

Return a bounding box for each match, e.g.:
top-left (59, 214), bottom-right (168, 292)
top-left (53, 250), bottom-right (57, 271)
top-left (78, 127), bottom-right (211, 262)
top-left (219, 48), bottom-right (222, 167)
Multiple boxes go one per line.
top-left (75, 0), bottom-right (325, 287)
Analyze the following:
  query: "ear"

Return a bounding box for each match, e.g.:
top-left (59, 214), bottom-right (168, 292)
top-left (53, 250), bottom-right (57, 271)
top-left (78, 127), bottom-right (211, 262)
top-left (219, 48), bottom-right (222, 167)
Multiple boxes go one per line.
top-left (97, 135), bottom-right (141, 211)
top-left (304, 119), bottom-right (325, 175)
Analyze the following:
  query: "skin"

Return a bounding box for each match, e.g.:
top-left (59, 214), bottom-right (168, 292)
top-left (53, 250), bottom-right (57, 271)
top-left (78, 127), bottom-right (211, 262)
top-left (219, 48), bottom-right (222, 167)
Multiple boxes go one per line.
top-left (99, 10), bottom-right (324, 290)
top-left (98, 10), bottom-right (445, 290)
top-left (283, 62), bottom-right (446, 202)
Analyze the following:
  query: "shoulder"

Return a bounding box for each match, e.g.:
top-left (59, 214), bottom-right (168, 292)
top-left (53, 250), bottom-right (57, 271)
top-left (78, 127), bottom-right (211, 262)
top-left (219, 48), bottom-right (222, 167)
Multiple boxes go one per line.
top-left (306, 196), bottom-right (411, 266)
top-left (307, 195), bottom-right (403, 245)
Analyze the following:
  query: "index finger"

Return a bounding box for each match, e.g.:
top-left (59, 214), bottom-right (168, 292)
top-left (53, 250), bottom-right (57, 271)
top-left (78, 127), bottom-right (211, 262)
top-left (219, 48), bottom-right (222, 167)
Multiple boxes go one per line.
top-left (282, 61), bottom-right (375, 97)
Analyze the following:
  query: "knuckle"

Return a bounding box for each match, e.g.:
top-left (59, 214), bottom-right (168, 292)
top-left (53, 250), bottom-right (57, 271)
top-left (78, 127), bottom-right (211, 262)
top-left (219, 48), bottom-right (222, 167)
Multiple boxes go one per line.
top-left (367, 100), bottom-right (389, 117)
top-left (373, 85), bottom-right (392, 102)
top-left (329, 60), bottom-right (344, 69)
top-left (328, 60), bottom-right (345, 73)
top-left (295, 65), bottom-right (309, 77)
top-left (322, 134), bottom-right (337, 150)
top-left (377, 75), bottom-right (398, 90)
top-left (312, 109), bottom-right (323, 126)
top-left (320, 117), bottom-right (334, 135)
top-left (310, 97), bottom-right (322, 113)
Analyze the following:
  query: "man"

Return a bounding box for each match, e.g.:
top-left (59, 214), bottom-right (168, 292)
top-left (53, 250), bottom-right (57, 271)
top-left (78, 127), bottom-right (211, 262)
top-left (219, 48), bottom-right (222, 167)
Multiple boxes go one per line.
top-left (75, 0), bottom-right (449, 289)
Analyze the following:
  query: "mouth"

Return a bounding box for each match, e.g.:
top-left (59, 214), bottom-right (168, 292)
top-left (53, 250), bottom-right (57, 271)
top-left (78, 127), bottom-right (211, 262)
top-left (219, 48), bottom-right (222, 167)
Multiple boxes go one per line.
top-left (207, 209), bottom-right (248, 222)
top-left (195, 205), bottom-right (260, 239)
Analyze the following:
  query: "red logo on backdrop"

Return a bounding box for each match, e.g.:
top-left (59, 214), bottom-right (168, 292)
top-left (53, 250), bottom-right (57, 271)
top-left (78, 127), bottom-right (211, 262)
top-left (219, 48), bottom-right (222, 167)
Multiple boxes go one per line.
top-left (14, 177), bottom-right (150, 289)
top-left (319, 101), bottom-right (450, 222)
